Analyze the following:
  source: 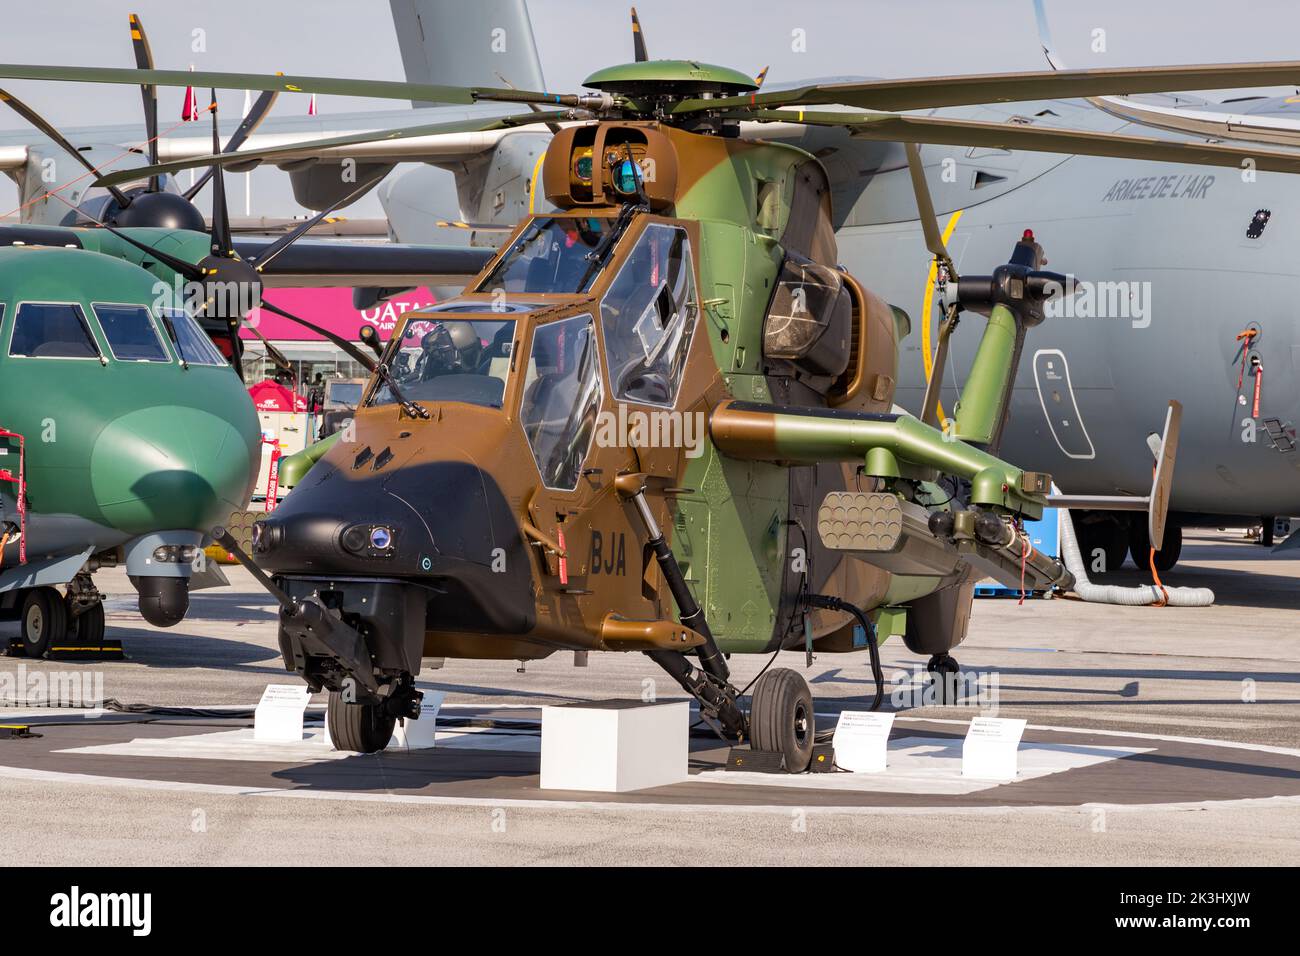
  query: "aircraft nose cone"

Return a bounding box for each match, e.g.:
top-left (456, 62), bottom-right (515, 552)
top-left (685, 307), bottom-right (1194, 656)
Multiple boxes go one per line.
top-left (91, 406), bottom-right (256, 533)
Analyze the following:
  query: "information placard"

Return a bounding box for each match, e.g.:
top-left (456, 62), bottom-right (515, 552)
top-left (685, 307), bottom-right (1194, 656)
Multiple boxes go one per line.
top-left (253, 684), bottom-right (311, 743)
top-left (832, 711), bottom-right (895, 772)
top-left (961, 716), bottom-right (1027, 780)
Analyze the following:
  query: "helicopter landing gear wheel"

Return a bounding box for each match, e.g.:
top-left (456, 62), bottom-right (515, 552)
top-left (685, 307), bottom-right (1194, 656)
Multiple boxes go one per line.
top-left (20, 587), bottom-right (66, 659)
top-left (927, 653), bottom-right (961, 704)
top-left (326, 690), bottom-right (396, 754)
top-left (748, 667), bottom-right (815, 773)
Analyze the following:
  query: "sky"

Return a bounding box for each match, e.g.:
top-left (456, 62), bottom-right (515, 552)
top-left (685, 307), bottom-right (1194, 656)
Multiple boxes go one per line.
top-left (1, 0), bottom-right (1298, 217)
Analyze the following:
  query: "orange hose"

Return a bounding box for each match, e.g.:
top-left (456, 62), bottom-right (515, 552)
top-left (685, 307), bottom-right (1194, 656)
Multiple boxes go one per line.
top-left (1148, 547), bottom-right (1169, 608)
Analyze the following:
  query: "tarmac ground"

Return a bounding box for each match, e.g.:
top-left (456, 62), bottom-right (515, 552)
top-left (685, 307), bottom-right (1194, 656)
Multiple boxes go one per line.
top-left (1, 528), bottom-right (1298, 866)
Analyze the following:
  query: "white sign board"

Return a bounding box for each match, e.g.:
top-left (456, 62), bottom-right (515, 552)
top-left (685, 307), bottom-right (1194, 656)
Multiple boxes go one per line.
top-left (961, 716), bottom-right (1027, 780)
top-left (387, 691), bottom-right (445, 751)
top-left (832, 711), bottom-right (895, 772)
top-left (541, 701), bottom-right (688, 793)
top-left (253, 684), bottom-right (311, 743)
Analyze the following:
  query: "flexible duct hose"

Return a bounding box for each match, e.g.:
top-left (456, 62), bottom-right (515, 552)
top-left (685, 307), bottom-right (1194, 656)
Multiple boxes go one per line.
top-left (1058, 508), bottom-right (1214, 607)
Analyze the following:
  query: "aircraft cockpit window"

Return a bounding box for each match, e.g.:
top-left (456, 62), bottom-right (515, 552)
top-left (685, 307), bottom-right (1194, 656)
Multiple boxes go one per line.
top-left (8, 302), bottom-right (101, 359)
top-left (157, 308), bottom-right (227, 366)
top-left (92, 304), bottom-right (170, 363)
top-left (478, 217), bottom-right (613, 294)
top-left (370, 318), bottom-right (516, 410)
top-left (520, 313), bottom-right (601, 491)
top-left (599, 223), bottom-right (699, 407)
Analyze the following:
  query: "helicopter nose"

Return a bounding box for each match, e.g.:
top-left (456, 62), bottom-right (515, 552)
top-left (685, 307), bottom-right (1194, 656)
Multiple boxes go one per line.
top-left (90, 406), bottom-right (255, 534)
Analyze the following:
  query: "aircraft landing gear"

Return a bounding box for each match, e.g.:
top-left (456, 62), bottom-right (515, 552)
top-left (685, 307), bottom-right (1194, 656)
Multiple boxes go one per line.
top-left (326, 675), bottom-right (423, 754)
top-left (19, 586), bottom-right (66, 658)
top-left (326, 691), bottom-right (395, 754)
top-left (927, 653), bottom-right (961, 704)
top-left (1129, 521), bottom-right (1181, 572)
top-left (748, 667), bottom-right (815, 772)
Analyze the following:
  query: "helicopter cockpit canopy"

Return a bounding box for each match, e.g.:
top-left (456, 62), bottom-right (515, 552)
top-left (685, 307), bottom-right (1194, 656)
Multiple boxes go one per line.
top-left (370, 315), bottom-right (517, 410)
top-left (476, 216), bottom-right (616, 295)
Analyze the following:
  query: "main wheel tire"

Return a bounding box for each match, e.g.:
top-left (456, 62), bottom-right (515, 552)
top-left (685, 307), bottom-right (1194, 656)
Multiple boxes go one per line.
top-left (20, 587), bottom-right (67, 658)
top-left (1129, 522), bottom-right (1182, 572)
top-left (71, 602), bottom-right (106, 646)
top-left (326, 690), bottom-right (395, 754)
top-left (927, 653), bottom-right (961, 704)
top-left (1079, 519), bottom-right (1129, 572)
top-left (748, 667), bottom-right (815, 773)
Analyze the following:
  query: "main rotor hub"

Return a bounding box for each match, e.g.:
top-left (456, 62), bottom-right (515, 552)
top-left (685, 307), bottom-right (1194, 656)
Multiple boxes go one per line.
top-left (583, 59), bottom-right (757, 102)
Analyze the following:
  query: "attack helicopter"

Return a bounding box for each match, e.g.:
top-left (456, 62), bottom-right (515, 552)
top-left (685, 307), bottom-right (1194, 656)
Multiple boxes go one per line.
top-left (9, 49), bottom-right (1299, 767)
top-left (0, 86), bottom-right (489, 656)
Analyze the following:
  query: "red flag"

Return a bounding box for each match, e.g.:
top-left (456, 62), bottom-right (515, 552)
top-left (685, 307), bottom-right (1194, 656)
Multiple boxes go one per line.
top-left (307, 93), bottom-right (317, 116)
top-left (181, 65), bottom-right (198, 121)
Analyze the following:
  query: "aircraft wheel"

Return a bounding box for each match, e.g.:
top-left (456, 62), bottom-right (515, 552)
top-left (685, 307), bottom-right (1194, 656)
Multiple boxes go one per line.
top-left (1129, 522), bottom-right (1182, 572)
top-left (20, 587), bottom-right (67, 659)
top-left (71, 603), bottom-right (106, 646)
top-left (326, 690), bottom-right (395, 754)
top-left (927, 653), bottom-right (961, 704)
top-left (1079, 519), bottom-right (1129, 572)
top-left (748, 667), bottom-right (815, 773)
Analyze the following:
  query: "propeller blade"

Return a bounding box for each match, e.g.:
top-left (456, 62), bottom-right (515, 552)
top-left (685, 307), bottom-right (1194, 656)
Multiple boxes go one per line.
top-left (674, 59), bottom-right (1300, 115)
top-left (101, 222), bottom-right (204, 280)
top-left (207, 90), bottom-right (232, 256)
top-left (903, 143), bottom-right (955, 281)
top-left (183, 88), bottom-right (279, 201)
top-left (127, 13), bottom-right (159, 190)
top-left (631, 7), bottom-right (649, 62)
top-left (247, 174), bottom-right (384, 272)
top-left (97, 109), bottom-right (569, 188)
top-left (0, 87), bottom-right (133, 207)
top-left (743, 108), bottom-right (1300, 175)
top-left (258, 299), bottom-right (376, 372)
top-left (244, 319), bottom-right (294, 377)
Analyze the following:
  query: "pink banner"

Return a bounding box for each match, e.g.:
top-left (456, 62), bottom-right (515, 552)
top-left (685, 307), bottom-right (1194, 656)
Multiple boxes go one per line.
top-left (240, 287), bottom-right (437, 342)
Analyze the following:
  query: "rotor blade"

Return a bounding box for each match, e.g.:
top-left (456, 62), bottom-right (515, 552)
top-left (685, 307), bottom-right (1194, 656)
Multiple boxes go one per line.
top-left (631, 7), bottom-right (649, 62)
top-left (97, 109), bottom-right (568, 187)
top-left (744, 109), bottom-right (1300, 175)
top-left (183, 88), bottom-right (279, 201)
top-left (0, 63), bottom-right (587, 109)
top-left (920, 305), bottom-right (958, 429)
top-left (0, 87), bottom-right (133, 207)
top-left (127, 13), bottom-right (160, 189)
top-left (258, 299), bottom-right (376, 371)
top-left (676, 60), bottom-right (1300, 114)
top-left (754, 66), bottom-right (770, 89)
top-left (247, 174), bottom-right (384, 272)
top-left (103, 223), bottom-right (204, 280)
top-left (904, 142), bottom-right (954, 278)
top-left (207, 90), bottom-right (232, 256)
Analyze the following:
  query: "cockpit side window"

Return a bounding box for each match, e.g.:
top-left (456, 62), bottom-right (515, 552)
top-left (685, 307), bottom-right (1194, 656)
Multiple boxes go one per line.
top-left (8, 302), bottom-right (100, 359)
top-left (599, 223), bottom-right (699, 407)
top-left (519, 313), bottom-right (601, 491)
top-left (92, 304), bottom-right (170, 363)
top-left (478, 217), bottom-right (613, 295)
top-left (158, 308), bottom-right (227, 366)
top-left (370, 318), bottom-right (516, 410)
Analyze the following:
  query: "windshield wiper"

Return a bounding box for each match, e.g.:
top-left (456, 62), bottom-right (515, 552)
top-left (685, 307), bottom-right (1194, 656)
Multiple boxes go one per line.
top-left (576, 202), bottom-right (644, 292)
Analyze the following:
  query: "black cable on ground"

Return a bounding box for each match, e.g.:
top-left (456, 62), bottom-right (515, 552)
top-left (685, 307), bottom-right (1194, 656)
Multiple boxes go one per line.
top-left (803, 594), bottom-right (885, 711)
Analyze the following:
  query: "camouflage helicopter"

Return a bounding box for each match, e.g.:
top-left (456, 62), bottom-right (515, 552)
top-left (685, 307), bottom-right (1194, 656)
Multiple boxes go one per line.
top-left (10, 51), bottom-right (1300, 767)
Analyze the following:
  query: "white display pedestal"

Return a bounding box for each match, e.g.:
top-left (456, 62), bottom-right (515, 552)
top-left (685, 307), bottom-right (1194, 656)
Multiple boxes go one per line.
top-left (832, 711), bottom-right (895, 772)
top-left (540, 700), bottom-right (689, 792)
top-left (961, 716), bottom-right (1027, 780)
top-left (387, 691), bottom-right (445, 751)
top-left (253, 684), bottom-right (311, 742)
